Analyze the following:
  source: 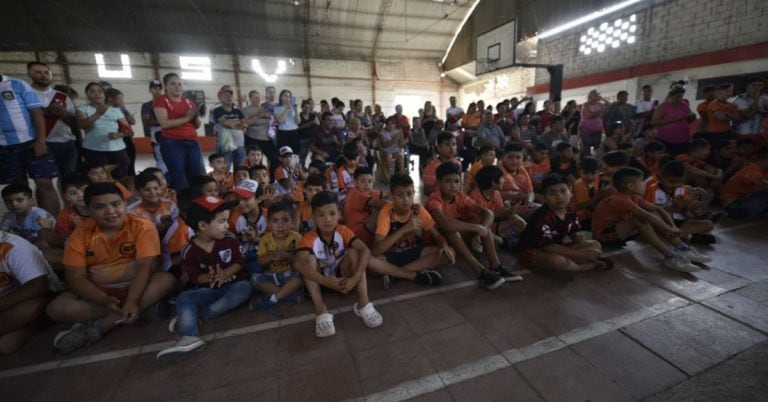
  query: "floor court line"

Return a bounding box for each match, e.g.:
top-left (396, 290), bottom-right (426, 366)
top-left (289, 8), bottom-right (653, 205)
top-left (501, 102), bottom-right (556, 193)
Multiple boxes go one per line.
top-left (0, 221), bottom-right (761, 380)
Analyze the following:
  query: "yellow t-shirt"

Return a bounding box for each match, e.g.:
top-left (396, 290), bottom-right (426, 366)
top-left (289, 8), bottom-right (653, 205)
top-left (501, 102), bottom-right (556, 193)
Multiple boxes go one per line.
top-left (258, 231), bottom-right (303, 273)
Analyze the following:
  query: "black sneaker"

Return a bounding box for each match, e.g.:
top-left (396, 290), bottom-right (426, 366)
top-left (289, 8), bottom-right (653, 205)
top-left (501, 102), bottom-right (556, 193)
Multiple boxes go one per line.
top-left (689, 233), bottom-right (716, 244)
top-left (414, 270), bottom-right (443, 286)
top-left (492, 266), bottom-right (524, 282)
top-left (478, 269), bottom-right (505, 290)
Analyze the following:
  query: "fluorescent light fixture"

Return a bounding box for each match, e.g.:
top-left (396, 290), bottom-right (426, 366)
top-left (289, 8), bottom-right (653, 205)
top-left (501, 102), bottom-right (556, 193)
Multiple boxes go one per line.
top-left (538, 0), bottom-right (645, 39)
top-left (614, 19), bottom-right (622, 27)
top-left (580, 35), bottom-right (587, 42)
top-left (627, 35), bottom-right (636, 44)
top-left (597, 44), bottom-right (606, 52)
top-left (630, 14), bottom-right (637, 22)
top-left (252, 59), bottom-right (287, 83)
top-left (179, 56), bottom-right (212, 81)
top-left (440, 0), bottom-right (482, 65)
top-left (95, 53), bottom-right (132, 79)
top-left (629, 25), bottom-right (637, 32)
top-left (584, 48), bottom-right (592, 55)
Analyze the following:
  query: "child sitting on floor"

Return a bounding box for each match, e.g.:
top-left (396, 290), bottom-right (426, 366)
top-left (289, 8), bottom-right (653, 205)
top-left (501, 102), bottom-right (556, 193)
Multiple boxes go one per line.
top-left (722, 146), bottom-right (768, 220)
top-left (591, 167), bottom-right (711, 273)
top-left (422, 131), bottom-right (461, 196)
top-left (341, 167), bottom-right (388, 246)
top-left (156, 195), bottom-right (251, 362)
top-left (549, 142), bottom-right (578, 183)
top-left (230, 179), bottom-right (268, 275)
top-left (629, 141), bottom-right (665, 179)
top-left (207, 153), bottom-right (234, 196)
top-left (233, 165), bottom-right (250, 187)
top-left (469, 165), bottom-right (527, 247)
top-left (499, 143), bottom-right (539, 217)
top-left (297, 173), bottom-right (326, 233)
top-left (142, 167), bottom-right (176, 204)
top-left (192, 175), bottom-right (220, 198)
top-left (39, 174), bottom-right (92, 249)
top-left (1, 183), bottom-right (54, 245)
top-left (84, 162), bottom-right (133, 201)
top-left (644, 160), bottom-right (716, 244)
top-left (571, 157), bottom-right (613, 229)
top-left (368, 173), bottom-right (455, 289)
top-left (466, 145), bottom-right (496, 192)
top-left (526, 142), bottom-right (552, 193)
top-left (676, 139), bottom-right (723, 197)
top-left (293, 191), bottom-right (382, 338)
top-left (519, 174), bottom-right (612, 279)
top-left (427, 162), bottom-right (521, 290)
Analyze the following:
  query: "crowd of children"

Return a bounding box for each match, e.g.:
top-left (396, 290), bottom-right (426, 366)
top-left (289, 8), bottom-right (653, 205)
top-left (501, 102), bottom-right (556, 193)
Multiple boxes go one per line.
top-left (2, 80), bottom-right (768, 365)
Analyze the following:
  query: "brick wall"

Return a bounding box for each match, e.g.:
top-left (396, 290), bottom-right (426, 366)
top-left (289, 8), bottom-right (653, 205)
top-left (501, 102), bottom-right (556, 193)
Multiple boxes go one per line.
top-left (534, 0), bottom-right (768, 85)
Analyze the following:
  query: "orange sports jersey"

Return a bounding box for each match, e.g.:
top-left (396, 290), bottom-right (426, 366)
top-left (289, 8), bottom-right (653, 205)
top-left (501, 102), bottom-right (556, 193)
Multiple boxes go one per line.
top-left (644, 180), bottom-right (692, 220)
top-left (468, 188), bottom-right (505, 212)
top-left (675, 154), bottom-right (706, 169)
top-left (325, 167), bottom-right (339, 192)
top-left (706, 100), bottom-right (739, 133)
top-left (63, 215), bottom-right (161, 289)
top-left (423, 157), bottom-right (462, 189)
top-left (299, 225), bottom-right (358, 277)
top-left (126, 199), bottom-right (179, 228)
top-left (723, 163), bottom-right (768, 206)
top-left (527, 158), bottom-right (552, 184)
top-left (634, 157), bottom-right (659, 177)
top-left (294, 182), bottom-right (305, 203)
top-left (426, 190), bottom-right (478, 220)
top-left (337, 167), bottom-right (355, 191)
top-left (571, 176), bottom-right (603, 222)
top-left (375, 203), bottom-right (435, 252)
top-left (54, 204), bottom-right (91, 239)
top-left (209, 171), bottom-right (235, 194)
top-left (500, 165), bottom-right (533, 195)
top-left (161, 187), bottom-right (177, 204)
top-left (465, 161), bottom-right (489, 192)
top-left (298, 202), bottom-right (314, 233)
top-left (342, 188), bottom-right (382, 245)
top-left (159, 217), bottom-right (194, 271)
top-left (114, 181), bottom-right (133, 200)
top-left (592, 193), bottom-right (654, 242)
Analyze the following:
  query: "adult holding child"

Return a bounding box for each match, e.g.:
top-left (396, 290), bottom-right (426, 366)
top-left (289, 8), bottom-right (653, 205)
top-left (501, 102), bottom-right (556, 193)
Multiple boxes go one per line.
top-left (153, 73), bottom-right (204, 190)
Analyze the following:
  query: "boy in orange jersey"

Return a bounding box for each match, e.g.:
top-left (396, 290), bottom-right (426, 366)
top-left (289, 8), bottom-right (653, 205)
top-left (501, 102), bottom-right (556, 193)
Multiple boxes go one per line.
top-left (296, 173), bottom-right (325, 233)
top-left (38, 174), bottom-right (92, 249)
top-left (230, 179), bottom-right (268, 275)
top-left (422, 132), bottom-right (461, 196)
top-left (629, 141), bottom-right (665, 179)
top-left (676, 139), bottom-right (723, 196)
top-left (274, 146), bottom-right (305, 197)
top-left (723, 146), bottom-right (768, 219)
top-left (341, 167), bottom-right (388, 246)
top-left (142, 167), bottom-right (176, 204)
top-left (84, 162), bottom-right (134, 201)
top-left (207, 153), bottom-right (234, 196)
top-left (294, 191), bottom-right (382, 338)
top-left (527, 142), bottom-right (552, 193)
top-left (498, 143), bottom-right (539, 217)
top-left (469, 165), bottom-right (527, 247)
top-left (571, 157), bottom-right (613, 229)
top-left (45, 183), bottom-right (176, 354)
top-left (337, 143), bottom-right (360, 193)
top-left (466, 145), bottom-right (496, 192)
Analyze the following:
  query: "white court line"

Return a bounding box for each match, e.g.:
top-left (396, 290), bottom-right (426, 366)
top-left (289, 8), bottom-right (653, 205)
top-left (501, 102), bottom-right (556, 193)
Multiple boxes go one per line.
top-left (0, 221), bottom-right (761, 380)
top-left (351, 297), bottom-right (691, 402)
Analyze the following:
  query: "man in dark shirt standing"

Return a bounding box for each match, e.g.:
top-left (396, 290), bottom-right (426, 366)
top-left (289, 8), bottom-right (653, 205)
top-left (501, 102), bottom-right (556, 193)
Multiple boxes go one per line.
top-left (140, 80), bottom-right (166, 172)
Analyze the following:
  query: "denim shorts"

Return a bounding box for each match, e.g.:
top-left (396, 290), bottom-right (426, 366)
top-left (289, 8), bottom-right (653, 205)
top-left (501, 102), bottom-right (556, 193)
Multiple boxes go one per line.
top-left (0, 141), bottom-right (59, 184)
top-left (252, 270), bottom-right (299, 286)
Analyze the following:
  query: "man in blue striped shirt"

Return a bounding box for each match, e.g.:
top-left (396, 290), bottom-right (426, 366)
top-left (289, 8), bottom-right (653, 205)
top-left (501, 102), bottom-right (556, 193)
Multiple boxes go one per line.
top-left (0, 74), bottom-right (61, 216)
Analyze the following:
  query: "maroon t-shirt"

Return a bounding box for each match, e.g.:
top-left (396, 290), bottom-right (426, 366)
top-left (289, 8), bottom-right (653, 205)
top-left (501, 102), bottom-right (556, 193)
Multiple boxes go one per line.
top-left (180, 233), bottom-right (247, 285)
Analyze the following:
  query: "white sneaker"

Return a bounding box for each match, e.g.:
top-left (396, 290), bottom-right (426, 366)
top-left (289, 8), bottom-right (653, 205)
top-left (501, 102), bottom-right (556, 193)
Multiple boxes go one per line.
top-left (662, 255), bottom-right (700, 273)
top-left (156, 336), bottom-right (205, 363)
top-left (679, 247), bottom-right (712, 264)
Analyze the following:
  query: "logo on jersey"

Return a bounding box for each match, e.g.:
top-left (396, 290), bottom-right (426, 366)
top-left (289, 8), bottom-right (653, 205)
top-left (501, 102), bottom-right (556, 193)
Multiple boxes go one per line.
top-left (219, 248), bottom-right (232, 263)
top-left (1, 91), bottom-right (15, 101)
top-left (119, 242), bottom-right (136, 256)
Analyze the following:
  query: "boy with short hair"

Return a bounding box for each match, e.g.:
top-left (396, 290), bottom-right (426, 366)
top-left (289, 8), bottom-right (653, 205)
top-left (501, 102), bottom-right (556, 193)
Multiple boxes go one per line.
top-left (1, 184), bottom-right (55, 243)
top-left (527, 142), bottom-right (552, 193)
top-left (242, 145), bottom-right (269, 170)
top-left (571, 157), bottom-right (613, 227)
top-left (549, 142), bottom-right (578, 183)
top-left (43, 174), bottom-right (92, 247)
top-left (294, 191), bottom-right (382, 337)
top-left (368, 173), bottom-right (456, 288)
top-left (520, 174), bottom-right (611, 277)
top-left (275, 146), bottom-right (305, 196)
top-left (234, 165), bottom-right (250, 187)
top-left (427, 162), bottom-right (519, 290)
top-left (297, 173), bottom-right (325, 233)
top-left (208, 153), bottom-right (234, 196)
top-left (230, 179), bottom-right (268, 274)
top-left (632, 124), bottom-right (658, 158)
top-left (141, 167), bottom-right (176, 204)
top-left (645, 160), bottom-right (716, 244)
top-left (601, 150), bottom-right (630, 189)
top-left (341, 167), bottom-right (388, 246)
top-left (466, 145), bottom-right (496, 192)
top-left (192, 175), bottom-right (220, 198)
top-left (252, 201), bottom-right (303, 310)
top-left (156, 195), bottom-right (251, 362)
top-left (469, 165), bottom-right (527, 246)
top-left (676, 139), bottom-right (724, 196)
top-left (248, 164), bottom-right (271, 189)
top-left (46, 183), bottom-right (176, 353)
top-left (84, 162), bottom-right (133, 201)
top-left (591, 168), bottom-right (711, 273)
top-left (722, 146), bottom-right (768, 219)
top-left (629, 141), bottom-right (665, 179)
top-left (499, 143), bottom-right (539, 217)
top-left (422, 132), bottom-right (461, 196)
top-left (337, 142), bottom-right (360, 192)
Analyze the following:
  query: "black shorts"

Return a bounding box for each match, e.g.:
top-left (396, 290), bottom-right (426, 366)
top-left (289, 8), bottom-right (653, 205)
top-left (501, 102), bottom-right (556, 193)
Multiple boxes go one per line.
top-left (0, 141), bottom-right (59, 184)
top-left (383, 247), bottom-right (423, 267)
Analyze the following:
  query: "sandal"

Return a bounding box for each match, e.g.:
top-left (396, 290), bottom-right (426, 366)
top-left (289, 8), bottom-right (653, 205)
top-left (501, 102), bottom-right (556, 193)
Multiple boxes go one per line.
top-left (315, 313), bottom-right (336, 338)
top-left (353, 302), bottom-right (383, 328)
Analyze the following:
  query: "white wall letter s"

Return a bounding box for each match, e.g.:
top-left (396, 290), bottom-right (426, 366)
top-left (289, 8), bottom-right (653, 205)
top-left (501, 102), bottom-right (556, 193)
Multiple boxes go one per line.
top-left (179, 56), bottom-right (212, 81)
top-left (94, 53), bottom-right (132, 79)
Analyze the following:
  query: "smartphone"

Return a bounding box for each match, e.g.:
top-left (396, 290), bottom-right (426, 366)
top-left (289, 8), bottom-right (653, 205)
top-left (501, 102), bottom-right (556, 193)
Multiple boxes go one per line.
top-left (290, 95), bottom-right (297, 107)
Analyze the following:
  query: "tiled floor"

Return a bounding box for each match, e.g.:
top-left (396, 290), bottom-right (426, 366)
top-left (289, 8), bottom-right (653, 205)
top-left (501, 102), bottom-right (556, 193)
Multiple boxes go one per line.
top-left (1, 155), bottom-right (767, 401)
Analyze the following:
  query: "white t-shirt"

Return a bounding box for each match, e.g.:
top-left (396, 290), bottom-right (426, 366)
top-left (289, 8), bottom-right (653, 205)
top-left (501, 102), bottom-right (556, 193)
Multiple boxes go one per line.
top-left (635, 98), bottom-right (658, 114)
top-left (733, 94), bottom-right (767, 135)
top-left (651, 186), bottom-right (686, 220)
top-left (34, 87), bottom-right (76, 143)
top-left (0, 231), bottom-right (61, 297)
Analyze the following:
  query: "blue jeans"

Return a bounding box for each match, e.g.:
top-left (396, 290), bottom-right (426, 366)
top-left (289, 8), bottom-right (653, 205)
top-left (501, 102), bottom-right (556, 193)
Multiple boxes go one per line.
top-left (298, 138), bottom-right (310, 167)
top-left (159, 137), bottom-right (205, 189)
top-left (725, 190), bottom-right (768, 220)
top-left (175, 280), bottom-right (252, 337)
top-left (47, 141), bottom-right (78, 176)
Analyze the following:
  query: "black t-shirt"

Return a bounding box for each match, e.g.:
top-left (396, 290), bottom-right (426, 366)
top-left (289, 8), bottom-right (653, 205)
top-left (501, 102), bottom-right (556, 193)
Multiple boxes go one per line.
top-left (213, 106), bottom-right (244, 122)
top-left (519, 204), bottom-right (581, 250)
top-left (298, 112), bottom-right (317, 140)
top-left (141, 100), bottom-right (157, 138)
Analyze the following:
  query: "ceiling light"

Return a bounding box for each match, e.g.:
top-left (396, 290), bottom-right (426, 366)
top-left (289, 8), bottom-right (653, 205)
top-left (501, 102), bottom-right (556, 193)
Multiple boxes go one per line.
top-left (627, 35), bottom-right (636, 44)
top-left (600, 22), bottom-right (608, 30)
top-left (621, 32), bottom-right (628, 40)
top-left (94, 53), bottom-right (132, 79)
top-left (599, 33), bottom-right (606, 41)
top-left (588, 27), bottom-right (595, 35)
top-left (591, 42), bottom-right (598, 48)
top-left (597, 44), bottom-right (606, 52)
top-left (614, 19), bottom-right (622, 27)
top-left (538, 0), bottom-right (647, 39)
top-left (440, 72), bottom-right (446, 77)
top-left (622, 21), bottom-right (630, 29)
top-left (252, 59), bottom-right (286, 82)
top-left (629, 25), bottom-right (637, 32)
top-left (580, 35), bottom-right (587, 42)
top-left (607, 26), bottom-right (614, 34)
top-left (612, 40), bottom-right (620, 48)
top-left (586, 38), bottom-right (593, 45)
top-left (584, 48), bottom-right (592, 55)
top-left (613, 30), bottom-right (621, 37)
top-left (630, 14), bottom-right (637, 22)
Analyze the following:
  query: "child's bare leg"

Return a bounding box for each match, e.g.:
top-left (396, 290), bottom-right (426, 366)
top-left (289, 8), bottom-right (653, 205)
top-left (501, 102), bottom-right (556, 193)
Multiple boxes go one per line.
top-left (254, 282), bottom-right (280, 295)
top-left (295, 255), bottom-right (327, 314)
top-left (401, 247), bottom-right (450, 272)
top-left (368, 256), bottom-right (417, 280)
top-left (0, 297), bottom-right (49, 354)
top-left (531, 251), bottom-right (593, 272)
top-left (679, 219), bottom-right (715, 237)
top-left (275, 277), bottom-right (302, 300)
top-left (480, 229), bottom-right (501, 267)
top-left (444, 231), bottom-right (484, 275)
top-left (570, 240), bottom-right (602, 263)
top-left (339, 249), bottom-right (370, 307)
top-left (623, 218), bottom-right (675, 256)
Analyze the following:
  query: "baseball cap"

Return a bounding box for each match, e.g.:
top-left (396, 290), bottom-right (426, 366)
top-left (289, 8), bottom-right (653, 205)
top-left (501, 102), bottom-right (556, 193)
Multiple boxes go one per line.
top-left (149, 80), bottom-right (162, 89)
top-left (279, 146), bottom-right (294, 156)
top-left (233, 179), bottom-right (259, 199)
top-left (218, 85), bottom-right (234, 96)
top-left (185, 196), bottom-right (238, 231)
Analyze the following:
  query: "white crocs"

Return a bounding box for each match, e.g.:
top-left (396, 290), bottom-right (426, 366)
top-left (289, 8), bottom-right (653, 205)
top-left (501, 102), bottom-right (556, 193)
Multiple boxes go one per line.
top-left (354, 302), bottom-right (383, 328)
top-left (315, 313), bottom-right (336, 338)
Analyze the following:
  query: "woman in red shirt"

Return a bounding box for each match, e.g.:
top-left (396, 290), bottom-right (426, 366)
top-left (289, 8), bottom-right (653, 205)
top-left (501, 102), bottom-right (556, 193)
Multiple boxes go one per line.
top-left (152, 73), bottom-right (204, 189)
